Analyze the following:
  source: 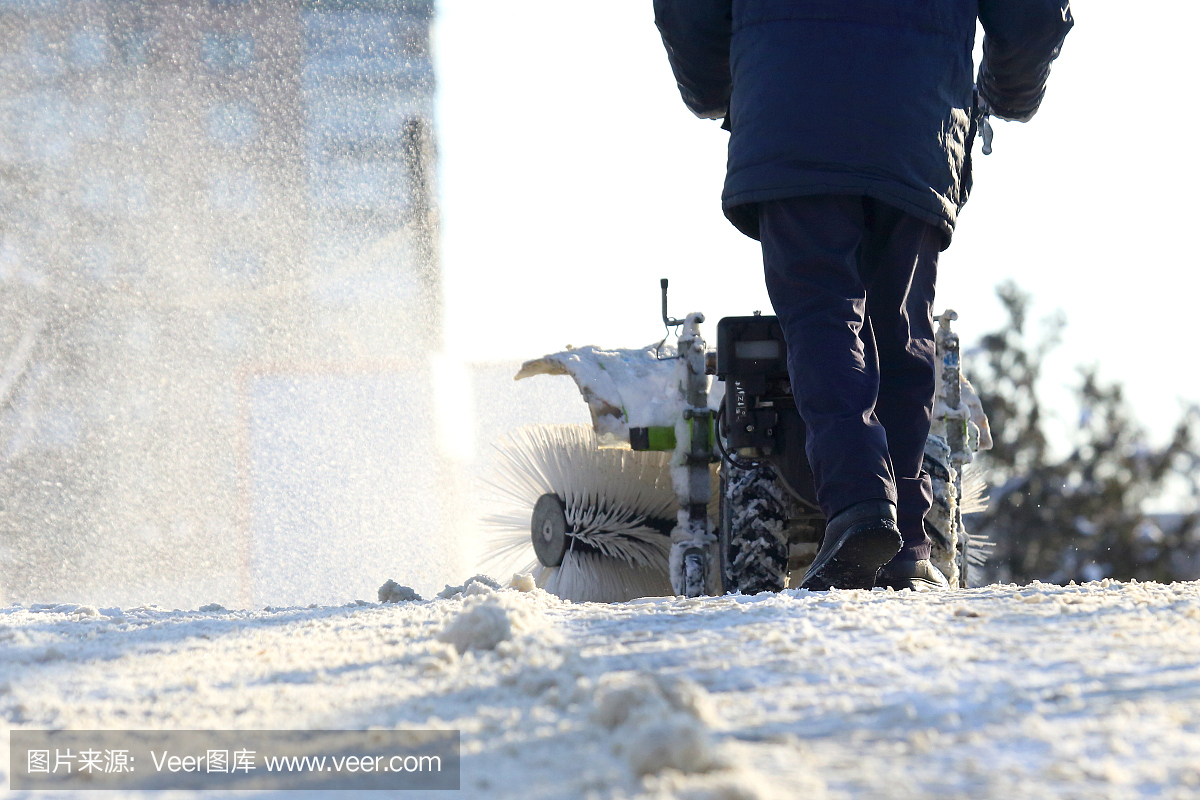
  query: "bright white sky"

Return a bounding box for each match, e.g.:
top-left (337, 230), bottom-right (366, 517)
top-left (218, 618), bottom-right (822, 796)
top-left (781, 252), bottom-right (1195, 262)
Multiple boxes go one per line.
top-left (434, 0), bottom-right (1199, 445)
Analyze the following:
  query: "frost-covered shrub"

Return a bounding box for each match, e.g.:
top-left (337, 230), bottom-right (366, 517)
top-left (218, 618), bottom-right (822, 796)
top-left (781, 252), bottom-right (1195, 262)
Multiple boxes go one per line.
top-left (966, 282), bottom-right (1200, 584)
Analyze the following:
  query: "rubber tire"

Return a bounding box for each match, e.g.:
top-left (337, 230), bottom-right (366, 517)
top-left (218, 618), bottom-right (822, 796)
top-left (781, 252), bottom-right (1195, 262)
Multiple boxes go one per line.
top-left (922, 449), bottom-right (959, 587)
top-left (720, 461), bottom-right (789, 594)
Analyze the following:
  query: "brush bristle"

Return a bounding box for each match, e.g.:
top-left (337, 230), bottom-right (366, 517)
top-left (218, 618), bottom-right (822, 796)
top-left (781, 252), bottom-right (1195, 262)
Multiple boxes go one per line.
top-left (538, 551), bottom-right (673, 603)
top-left (481, 424), bottom-right (678, 602)
top-left (960, 462), bottom-right (995, 567)
top-left (960, 461), bottom-right (990, 515)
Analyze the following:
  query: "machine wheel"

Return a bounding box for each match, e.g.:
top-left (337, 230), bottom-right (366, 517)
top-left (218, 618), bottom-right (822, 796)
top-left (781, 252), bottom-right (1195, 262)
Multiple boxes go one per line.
top-left (923, 441), bottom-right (959, 587)
top-left (720, 461), bottom-right (789, 594)
top-left (681, 545), bottom-right (709, 598)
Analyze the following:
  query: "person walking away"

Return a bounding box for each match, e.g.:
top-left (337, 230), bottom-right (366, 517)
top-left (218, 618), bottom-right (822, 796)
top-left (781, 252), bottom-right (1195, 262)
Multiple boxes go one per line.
top-left (654, 0), bottom-right (1073, 590)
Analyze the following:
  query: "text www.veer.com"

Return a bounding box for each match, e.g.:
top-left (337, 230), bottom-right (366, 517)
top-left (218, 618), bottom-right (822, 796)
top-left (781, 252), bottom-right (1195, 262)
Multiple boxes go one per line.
top-left (262, 754), bottom-right (441, 773)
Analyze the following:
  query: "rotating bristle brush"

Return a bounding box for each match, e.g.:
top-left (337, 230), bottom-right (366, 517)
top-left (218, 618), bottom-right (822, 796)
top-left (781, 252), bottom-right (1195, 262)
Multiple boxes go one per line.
top-left (482, 424), bottom-right (678, 602)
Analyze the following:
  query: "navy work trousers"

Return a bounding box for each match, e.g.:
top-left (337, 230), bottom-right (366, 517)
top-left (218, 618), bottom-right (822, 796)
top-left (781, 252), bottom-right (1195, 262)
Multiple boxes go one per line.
top-left (760, 195), bottom-right (938, 561)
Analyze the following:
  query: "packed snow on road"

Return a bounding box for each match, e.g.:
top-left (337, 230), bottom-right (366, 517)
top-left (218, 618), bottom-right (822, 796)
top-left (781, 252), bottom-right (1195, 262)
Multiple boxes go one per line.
top-left (4, 576), bottom-right (1200, 799)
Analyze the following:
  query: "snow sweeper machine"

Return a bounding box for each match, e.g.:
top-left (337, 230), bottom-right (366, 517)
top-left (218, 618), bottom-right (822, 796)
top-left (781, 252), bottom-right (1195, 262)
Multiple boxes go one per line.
top-left (485, 280), bottom-right (992, 603)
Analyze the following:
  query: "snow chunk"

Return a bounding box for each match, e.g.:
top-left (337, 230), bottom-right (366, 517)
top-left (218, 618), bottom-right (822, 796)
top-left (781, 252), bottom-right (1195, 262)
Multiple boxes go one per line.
top-left (435, 591), bottom-right (547, 654)
top-left (509, 573), bottom-right (536, 592)
top-left (438, 574), bottom-right (501, 599)
top-left (439, 601), bottom-right (510, 653)
top-left (626, 717), bottom-right (724, 777)
top-left (377, 580), bottom-right (422, 603)
top-left (593, 671), bottom-right (724, 777)
top-left (593, 671), bottom-right (718, 729)
top-left (198, 603), bottom-right (227, 613)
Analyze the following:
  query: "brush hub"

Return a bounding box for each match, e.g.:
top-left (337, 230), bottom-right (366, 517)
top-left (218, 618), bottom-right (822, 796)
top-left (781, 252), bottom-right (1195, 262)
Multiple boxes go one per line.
top-left (531, 493), bottom-right (569, 567)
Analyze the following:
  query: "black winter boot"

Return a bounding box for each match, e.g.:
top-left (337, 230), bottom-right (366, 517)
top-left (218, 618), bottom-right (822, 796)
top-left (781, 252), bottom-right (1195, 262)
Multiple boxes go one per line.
top-left (798, 500), bottom-right (903, 591)
top-left (875, 559), bottom-right (950, 591)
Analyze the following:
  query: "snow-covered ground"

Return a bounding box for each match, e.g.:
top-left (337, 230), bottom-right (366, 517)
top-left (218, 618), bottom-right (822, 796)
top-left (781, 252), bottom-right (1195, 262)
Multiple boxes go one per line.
top-left (4, 578), bottom-right (1200, 799)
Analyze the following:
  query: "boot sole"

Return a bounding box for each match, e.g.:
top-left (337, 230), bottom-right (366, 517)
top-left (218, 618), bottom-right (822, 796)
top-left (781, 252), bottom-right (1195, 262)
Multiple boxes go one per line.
top-left (800, 522), bottom-right (903, 591)
top-left (876, 576), bottom-right (948, 591)
top-left (876, 562), bottom-right (951, 592)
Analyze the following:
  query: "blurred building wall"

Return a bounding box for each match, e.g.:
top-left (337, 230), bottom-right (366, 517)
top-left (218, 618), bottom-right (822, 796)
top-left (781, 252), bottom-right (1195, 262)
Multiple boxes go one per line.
top-left (0, 0), bottom-right (444, 606)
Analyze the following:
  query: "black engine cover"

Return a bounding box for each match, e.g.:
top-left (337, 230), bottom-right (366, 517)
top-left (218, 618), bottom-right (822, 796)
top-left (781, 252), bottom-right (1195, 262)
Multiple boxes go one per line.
top-left (715, 315), bottom-right (819, 513)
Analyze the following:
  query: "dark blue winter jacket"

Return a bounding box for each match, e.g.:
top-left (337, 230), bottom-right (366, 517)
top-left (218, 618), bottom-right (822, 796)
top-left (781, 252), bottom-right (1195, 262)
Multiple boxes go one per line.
top-left (654, 0), bottom-right (1073, 245)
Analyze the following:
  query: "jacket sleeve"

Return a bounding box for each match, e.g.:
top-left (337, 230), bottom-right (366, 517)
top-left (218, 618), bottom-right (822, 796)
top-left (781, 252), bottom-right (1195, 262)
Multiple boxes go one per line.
top-left (653, 0), bottom-right (733, 119)
top-left (977, 0), bottom-right (1074, 122)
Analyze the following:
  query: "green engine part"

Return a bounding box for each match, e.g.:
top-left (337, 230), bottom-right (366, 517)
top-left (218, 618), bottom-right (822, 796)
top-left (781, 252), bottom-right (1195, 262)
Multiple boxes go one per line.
top-left (628, 419), bottom-right (715, 452)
